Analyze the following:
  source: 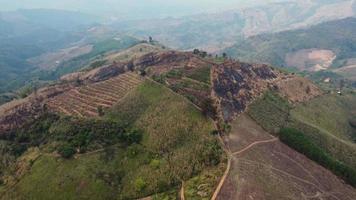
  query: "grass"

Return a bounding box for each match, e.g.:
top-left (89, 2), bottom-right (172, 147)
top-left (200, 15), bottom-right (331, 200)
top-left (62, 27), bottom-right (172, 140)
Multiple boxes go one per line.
top-left (248, 91), bottom-right (291, 134)
top-left (279, 128), bottom-right (356, 187)
top-left (291, 94), bottom-right (356, 141)
top-left (185, 162), bottom-right (226, 200)
top-left (1, 80), bottom-right (223, 199)
top-left (186, 65), bottom-right (211, 84)
top-left (248, 91), bottom-right (356, 170)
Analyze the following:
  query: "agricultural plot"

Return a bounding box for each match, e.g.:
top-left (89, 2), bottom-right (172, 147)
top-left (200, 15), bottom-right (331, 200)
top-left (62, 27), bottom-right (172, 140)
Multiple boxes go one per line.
top-left (47, 72), bottom-right (143, 117)
top-left (217, 114), bottom-right (356, 200)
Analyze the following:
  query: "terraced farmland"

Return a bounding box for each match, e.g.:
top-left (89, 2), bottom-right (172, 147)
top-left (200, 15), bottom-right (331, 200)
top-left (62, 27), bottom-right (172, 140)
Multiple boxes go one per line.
top-left (47, 72), bottom-right (143, 117)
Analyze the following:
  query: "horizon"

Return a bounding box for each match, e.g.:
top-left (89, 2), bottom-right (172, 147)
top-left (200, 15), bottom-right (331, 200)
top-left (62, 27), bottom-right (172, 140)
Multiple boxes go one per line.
top-left (0, 0), bottom-right (291, 20)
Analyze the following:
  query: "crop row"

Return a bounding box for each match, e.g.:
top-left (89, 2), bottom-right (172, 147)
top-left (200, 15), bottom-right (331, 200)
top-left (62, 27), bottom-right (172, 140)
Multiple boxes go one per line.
top-left (47, 72), bottom-right (143, 117)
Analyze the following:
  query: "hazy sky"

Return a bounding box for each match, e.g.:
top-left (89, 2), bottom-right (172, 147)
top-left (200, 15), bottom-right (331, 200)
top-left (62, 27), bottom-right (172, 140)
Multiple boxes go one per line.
top-left (0, 0), bottom-right (280, 19)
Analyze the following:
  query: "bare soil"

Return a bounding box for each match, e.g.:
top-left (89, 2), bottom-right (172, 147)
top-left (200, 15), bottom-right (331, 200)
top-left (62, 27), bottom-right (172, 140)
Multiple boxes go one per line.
top-left (275, 76), bottom-right (322, 103)
top-left (285, 49), bottom-right (336, 72)
top-left (217, 114), bottom-right (356, 200)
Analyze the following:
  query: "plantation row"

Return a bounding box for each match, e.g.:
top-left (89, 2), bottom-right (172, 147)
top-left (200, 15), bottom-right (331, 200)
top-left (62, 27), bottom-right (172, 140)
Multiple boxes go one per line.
top-left (279, 128), bottom-right (356, 187)
top-left (47, 72), bottom-right (143, 117)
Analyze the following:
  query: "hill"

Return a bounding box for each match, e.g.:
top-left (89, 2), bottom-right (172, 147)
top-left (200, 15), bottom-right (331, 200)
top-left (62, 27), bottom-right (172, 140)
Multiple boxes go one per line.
top-left (0, 80), bottom-right (223, 199)
top-left (0, 9), bottom-right (100, 103)
top-left (224, 17), bottom-right (356, 70)
top-left (114, 0), bottom-right (356, 51)
top-left (217, 114), bottom-right (356, 200)
top-left (0, 49), bottom-right (355, 199)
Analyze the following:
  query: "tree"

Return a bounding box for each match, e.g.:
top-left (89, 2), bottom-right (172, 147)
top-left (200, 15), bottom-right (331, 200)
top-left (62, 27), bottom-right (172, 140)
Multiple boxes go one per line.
top-left (58, 144), bottom-right (76, 159)
top-left (149, 36), bottom-right (153, 43)
top-left (222, 52), bottom-right (227, 59)
top-left (97, 106), bottom-right (105, 116)
top-left (201, 98), bottom-right (217, 119)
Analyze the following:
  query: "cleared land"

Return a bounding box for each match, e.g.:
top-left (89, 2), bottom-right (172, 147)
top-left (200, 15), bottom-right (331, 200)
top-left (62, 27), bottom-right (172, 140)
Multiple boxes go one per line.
top-left (105, 43), bottom-right (166, 63)
top-left (248, 92), bottom-right (356, 174)
top-left (285, 49), bottom-right (336, 72)
top-left (47, 72), bottom-right (143, 117)
top-left (1, 80), bottom-right (223, 200)
top-left (217, 114), bottom-right (356, 200)
top-left (28, 45), bottom-right (93, 70)
top-left (333, 64), bottom-right (356, 81)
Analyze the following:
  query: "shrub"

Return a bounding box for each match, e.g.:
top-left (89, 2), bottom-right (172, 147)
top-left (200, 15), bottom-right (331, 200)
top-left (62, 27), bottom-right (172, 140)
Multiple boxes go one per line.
top-left (135, 177), bottom-right (147, 192)
top-left (58, 144), bottom-right (76, 159)
top-left (125, 129), bottom-right (143, 144)
top-left (149, 159), bottom-right (160, 169)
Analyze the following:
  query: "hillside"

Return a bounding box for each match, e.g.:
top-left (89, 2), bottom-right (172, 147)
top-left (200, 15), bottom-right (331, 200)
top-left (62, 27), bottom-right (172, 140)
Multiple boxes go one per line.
top-left (224, 17), bottom-right (356, 70)
top-left (0, 80), bottom-right (223, 199)
top-left (217, 114), bottom-right (356, 200)
top-left (0, 49), bottom-right (355, 199)
top-left (114, 0), bottom-right (356, 51)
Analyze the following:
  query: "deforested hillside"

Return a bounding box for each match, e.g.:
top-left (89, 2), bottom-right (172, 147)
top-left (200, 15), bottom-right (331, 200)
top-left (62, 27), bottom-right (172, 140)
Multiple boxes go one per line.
top-left (47, 72), bottom-right (143, 117)
top-left (0, 47), bottom-right (355, 199)
top-left (0, 80), bottom-right (224, 200)
top-left (247, 91), bottom-right (356, 186)
top-left (217, 114), bottom-right (356, 200)
top-left (224, 17), bottom-right (356, 70)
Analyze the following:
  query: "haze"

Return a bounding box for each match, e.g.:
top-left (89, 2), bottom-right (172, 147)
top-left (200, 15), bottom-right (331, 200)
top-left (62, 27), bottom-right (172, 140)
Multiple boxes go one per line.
top-left (0, 0), bottom-right (289, 20)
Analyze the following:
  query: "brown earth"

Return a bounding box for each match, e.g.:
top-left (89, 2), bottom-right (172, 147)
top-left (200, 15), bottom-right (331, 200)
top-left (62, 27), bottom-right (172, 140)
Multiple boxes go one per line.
top-left (217, 114), bottom-right (356, 200)
top-left (28, 45), bottom-right (93, 70)
top-left (274, 76), bottom-right (322, 103)
top-left (211, 61), bottom-right (280, 121)
top-left (285, 49), bottom-right (336, 72)
top-left (47, 72), bottom-right (143, 117)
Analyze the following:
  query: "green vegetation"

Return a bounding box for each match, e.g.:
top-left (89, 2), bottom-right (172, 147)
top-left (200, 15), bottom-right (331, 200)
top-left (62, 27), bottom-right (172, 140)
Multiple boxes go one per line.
top-left (187, 65), bottom-right (211, 84)
top-left (185, 163), bottom-right (226, 200)
top-left (291, 95), bottom-right (356, 141)
top-left (248, 91), bottom-right (291, 133)
top-left (42, 36), bottom-right (141, 80)
top-left (279, 128), bottom-right (356, 187)
top-left (0, 80), bottom-right (223, 199)
top-left (248, 91), bottom-right (356, 173)
top-left (225, 18), bottom-right (356, 68)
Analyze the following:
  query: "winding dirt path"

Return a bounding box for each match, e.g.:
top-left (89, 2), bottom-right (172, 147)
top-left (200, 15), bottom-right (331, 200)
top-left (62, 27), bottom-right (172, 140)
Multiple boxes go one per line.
top-left (180, 181), bottom-right (185, 200)
top-left (232, 138), bottom-right (278, 156)
top-left (211, 155), bottom-right (231, 200)
top-left (211, 136), bottom-right (278, 200)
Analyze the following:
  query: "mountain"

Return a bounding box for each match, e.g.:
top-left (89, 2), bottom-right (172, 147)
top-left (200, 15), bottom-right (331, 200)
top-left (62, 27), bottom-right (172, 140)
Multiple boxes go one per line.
top-left (0, 9), bottom-right (141, 105)
top-left (0, 45), bottom-right (355, 199)
top-left (0, 9), bottom-right (99, 97)
top-left (224, 17), bottom-right (356, 68)
top-left (114, 0), bottom-right (356, 51)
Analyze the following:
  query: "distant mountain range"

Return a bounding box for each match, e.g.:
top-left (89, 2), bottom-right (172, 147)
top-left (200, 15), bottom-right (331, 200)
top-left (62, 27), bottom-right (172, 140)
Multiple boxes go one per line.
top-left (114, 0), bottom-right (356, 51)
top-left (0, 9), bottom-right (102, 95)
top-left (223, 17), bottom-right (356, 69)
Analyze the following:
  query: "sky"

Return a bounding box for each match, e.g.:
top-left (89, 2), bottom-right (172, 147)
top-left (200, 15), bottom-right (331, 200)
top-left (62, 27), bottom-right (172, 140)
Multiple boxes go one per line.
top-left (0, 0), bottom-right (282, 20)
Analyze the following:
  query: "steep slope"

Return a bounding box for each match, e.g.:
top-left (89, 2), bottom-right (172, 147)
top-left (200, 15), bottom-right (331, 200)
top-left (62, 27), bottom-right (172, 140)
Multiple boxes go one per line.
top-left (47, 72), bottom-right (143, 117)
top-left (0, 80), bottom-right (223, 200)
top-left (217, 114), bottom-right (356, 200)
top-left (1, 49), bottom-right (355, 199)
top-left (224, 17), bottom-right (356, 70)
top-left (248, 91), bottom-right (356, 180)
